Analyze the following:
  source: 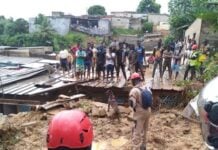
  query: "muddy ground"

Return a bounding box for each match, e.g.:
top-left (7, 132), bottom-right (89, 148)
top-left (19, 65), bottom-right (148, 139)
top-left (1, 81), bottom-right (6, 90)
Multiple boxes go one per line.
top-left (0, 99), bottom-right (205, 150)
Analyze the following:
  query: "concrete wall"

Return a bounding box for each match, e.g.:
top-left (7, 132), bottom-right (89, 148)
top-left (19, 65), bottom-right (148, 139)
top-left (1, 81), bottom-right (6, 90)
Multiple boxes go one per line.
top-left (130, 18), bottom-right (142, 30)
top-left (98, 19), bottom-right (111, 34)
top-left (0, 47), bottom-right (53, 57)
top-left (201, 21), bottom-right (218, 47)
top-left (111, 17), bottom-right (130, 29)
top-left (185, 18), bottom-right (202, 45)
top-left (29, 17), bottom-right (71, 35)
top-left (29, 18), bottom-right (39, 33)
top-left (49, 17), bottom-right (71, 35)
top-left (111, 12), bottom-right (147, 19)
top-left (156, 22), bottom-right (170, 31)
top-left (148, 14), bottom-right (169, 25)
top-left (118, 35), bottom-right (138, 45)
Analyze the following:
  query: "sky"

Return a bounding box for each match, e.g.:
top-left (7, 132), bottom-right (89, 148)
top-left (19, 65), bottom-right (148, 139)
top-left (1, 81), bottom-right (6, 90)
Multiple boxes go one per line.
top-left (0, 0), bottom-right (169, 20)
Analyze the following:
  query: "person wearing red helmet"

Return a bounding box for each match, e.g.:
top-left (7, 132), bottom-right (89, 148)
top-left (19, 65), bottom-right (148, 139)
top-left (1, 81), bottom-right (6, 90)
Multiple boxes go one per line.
top-left (47, 110), bottom-right (93, 150)
top-left (129, 73), bottom-right (152, 150)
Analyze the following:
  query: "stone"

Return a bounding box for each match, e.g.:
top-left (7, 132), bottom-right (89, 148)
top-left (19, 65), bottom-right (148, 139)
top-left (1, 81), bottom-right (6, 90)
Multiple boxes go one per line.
top-left (183, 128), bottom-right (191, 134)
top-left (92, 107), bottom-right (107, 118)
top-left (118, 106), bottom-right (131, 114)
top-left (40, 113), bottom-right (47, 120)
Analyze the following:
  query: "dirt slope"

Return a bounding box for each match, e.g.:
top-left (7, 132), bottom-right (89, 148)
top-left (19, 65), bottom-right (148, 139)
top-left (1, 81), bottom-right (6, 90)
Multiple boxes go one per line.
top-left (0, 99), bottom-right (205, 150)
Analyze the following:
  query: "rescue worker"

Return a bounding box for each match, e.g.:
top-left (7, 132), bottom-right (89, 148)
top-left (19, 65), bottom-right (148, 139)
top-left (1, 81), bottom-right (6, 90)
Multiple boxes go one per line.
top-left (184, 44), bottom-right (201, 80)
top-left (129, 73), bottom-right (152, 150)
top-left (197, 76), bottom-right (218, 149)
top-left (47, 110), bottom-right (93, 150)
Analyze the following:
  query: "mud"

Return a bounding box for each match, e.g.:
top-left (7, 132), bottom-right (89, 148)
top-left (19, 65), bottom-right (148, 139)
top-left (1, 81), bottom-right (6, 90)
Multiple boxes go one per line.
top-left (0, 99), bottom-right (205, 150)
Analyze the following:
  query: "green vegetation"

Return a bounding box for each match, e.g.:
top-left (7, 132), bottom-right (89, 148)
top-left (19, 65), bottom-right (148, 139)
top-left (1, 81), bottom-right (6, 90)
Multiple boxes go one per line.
top-left (169, 0), bottom-right (218, 38)
top-left (142, 20), bottom-right (153, 33)
top-left (0, 14), bottom-right (101, 51)
top-left (203, 51), bottom-right (218, 82)
top-left (163, 35), bottom-right (174, 47)
top-left (137, 0), bottom-right (161, 13)
top-left (87, 5), bottom-right (107, 16)
top-left (112, 28), bottom-right (141, 36)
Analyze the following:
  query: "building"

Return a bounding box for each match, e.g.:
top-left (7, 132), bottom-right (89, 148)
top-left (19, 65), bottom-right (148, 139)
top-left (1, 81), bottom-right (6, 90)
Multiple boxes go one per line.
top-left (147, 14), bottom-right (169, 26)
top-left (29, 12), bottom-right (111, 36)
top-left (111, 17), bottom-right (142, 30)
top-left (111, 11), bottom-right (147, 19)
top-left (185, 18), bottom-right (218, 47)
top-left (29, 12), bottom-right (72, 36)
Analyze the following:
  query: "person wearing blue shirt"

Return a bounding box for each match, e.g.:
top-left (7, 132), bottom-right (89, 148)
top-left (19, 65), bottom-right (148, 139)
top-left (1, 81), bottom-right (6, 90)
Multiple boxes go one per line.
top-left (135, 40), bottom-right (146, 81)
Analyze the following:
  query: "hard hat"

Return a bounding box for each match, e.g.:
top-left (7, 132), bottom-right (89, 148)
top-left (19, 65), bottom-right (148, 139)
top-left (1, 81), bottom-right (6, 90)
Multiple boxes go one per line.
top-left (197, 77), bottom-right (218, 149)
top-left (192, 44), bottom-right (198, 50)
top-left (130, 72), bottom-right (141, 80)
top-left (47, 110), bottom-right (93, 149)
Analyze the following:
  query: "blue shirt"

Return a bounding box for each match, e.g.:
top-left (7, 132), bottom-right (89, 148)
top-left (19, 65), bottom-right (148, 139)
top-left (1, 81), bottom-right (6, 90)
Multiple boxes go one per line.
top-left (136, 46), bottom-right (145, 63)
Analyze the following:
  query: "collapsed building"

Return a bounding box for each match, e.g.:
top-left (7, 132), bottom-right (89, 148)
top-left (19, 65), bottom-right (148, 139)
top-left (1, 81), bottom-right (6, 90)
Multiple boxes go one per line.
top-left (29, 12), bottom-right (111, 36)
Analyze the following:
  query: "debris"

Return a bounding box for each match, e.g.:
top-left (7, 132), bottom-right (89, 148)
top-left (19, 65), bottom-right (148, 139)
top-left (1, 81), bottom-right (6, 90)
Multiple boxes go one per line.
top-left (21, 121), bottom-right (38, 127)
top-left (92, 107), bottom-right (107, 117)
top-left (36, 94), bottom-right (85, 110)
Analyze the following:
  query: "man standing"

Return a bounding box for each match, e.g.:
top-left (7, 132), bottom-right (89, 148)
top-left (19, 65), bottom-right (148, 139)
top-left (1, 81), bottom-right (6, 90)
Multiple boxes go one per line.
top-left (76, 47), bottom-right (86, 80)
top-left (116, 43), bottom-right (127, 82)
top-left (162, 46), bottom-right (173, 80)
top-left (128, 44), bottom-right (138, 77)
top-left (59, 49), bottom-right (69, 75)
top-left (84, 43), bottom-right (93, 79)
top-left (172, 48), bottom-right (183, 80)
top-left (135, 41), bottom-right (146, 81)
top-left (129, 73), bottom-right (152, 150)
top-left (91, 42), bottom-right (98, 78)
top-left (152, 47), bottom-right (163, 80)
top-left (96, 42), bottom-right (106, 80)
top-left (184, 44), bottom-right (201, 80)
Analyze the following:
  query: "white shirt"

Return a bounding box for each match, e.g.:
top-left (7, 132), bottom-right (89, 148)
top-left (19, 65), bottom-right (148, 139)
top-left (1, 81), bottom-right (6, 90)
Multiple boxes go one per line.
top-left (106, 52), bottom-right (116, 65)
top-left (59, 50), bottom-right (69, 59)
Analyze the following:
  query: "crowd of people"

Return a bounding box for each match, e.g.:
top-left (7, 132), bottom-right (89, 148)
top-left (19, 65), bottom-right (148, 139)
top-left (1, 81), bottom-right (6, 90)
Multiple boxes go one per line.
top-left (58, 39), bottom-right (146, 83)
top-left (150, 38), bottom-right (209, 81)
top-left (57, 37), bottom-right (210, 83)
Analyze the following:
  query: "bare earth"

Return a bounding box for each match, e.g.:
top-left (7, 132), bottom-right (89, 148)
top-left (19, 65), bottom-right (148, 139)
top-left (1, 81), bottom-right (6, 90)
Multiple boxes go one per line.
top-left (0, 99), bottom-right (206, 150)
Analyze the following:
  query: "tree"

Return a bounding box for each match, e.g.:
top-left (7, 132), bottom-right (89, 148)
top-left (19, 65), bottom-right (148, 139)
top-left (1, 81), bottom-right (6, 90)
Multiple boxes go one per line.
top-left (168, 0), bottom-right (218, 38)
top-left (34, 14), bottom-right (56, 46)
top-left (137, 0), bottom-right (161, 13)
top-left (142, 21), bottom-right (153, 33)
top-left (14, 18), bottom-right (29, 34)
top-left (88, 5), bottom-right (107, 16)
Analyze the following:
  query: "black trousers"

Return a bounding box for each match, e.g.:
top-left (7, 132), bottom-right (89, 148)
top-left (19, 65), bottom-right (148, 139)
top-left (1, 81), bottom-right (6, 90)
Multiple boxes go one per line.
top-left (116, 63), bottom-right (127, 79)
top-left (184, 65), bottom-right (196, 80)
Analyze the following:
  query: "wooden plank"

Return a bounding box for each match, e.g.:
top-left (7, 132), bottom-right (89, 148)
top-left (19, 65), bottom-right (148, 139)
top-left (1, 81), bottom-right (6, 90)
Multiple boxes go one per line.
top-left (36, 94), bottom-right (85, 110)
top-left (0, 98), bottom-right (41, 105)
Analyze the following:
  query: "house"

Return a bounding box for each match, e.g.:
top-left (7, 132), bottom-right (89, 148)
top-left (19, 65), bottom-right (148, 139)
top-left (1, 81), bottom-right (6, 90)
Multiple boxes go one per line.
top-left (111, 11), bottom-right (147, 19)
top-left (185, 18), bottom-right (218, 47)
top-left (147, 14), bottom-right (169, 26)
top-left (111, 17), bottom-right (142, 30)
top-left (29, 12), bottom-right (111, 36)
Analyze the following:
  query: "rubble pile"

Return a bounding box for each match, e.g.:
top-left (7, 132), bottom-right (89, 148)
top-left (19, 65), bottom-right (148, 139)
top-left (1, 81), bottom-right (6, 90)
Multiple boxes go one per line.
top-left (0, 99), bottom-right (205, 150)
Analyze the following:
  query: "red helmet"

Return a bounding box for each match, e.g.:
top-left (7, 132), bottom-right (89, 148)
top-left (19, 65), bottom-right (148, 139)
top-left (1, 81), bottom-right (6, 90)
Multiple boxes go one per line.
top-left (130, 72), bottom-right (141, 80)
top-left (47, 110), bottom-right (93, 149)
top-left (192, 44), bottom-right (198, 50)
